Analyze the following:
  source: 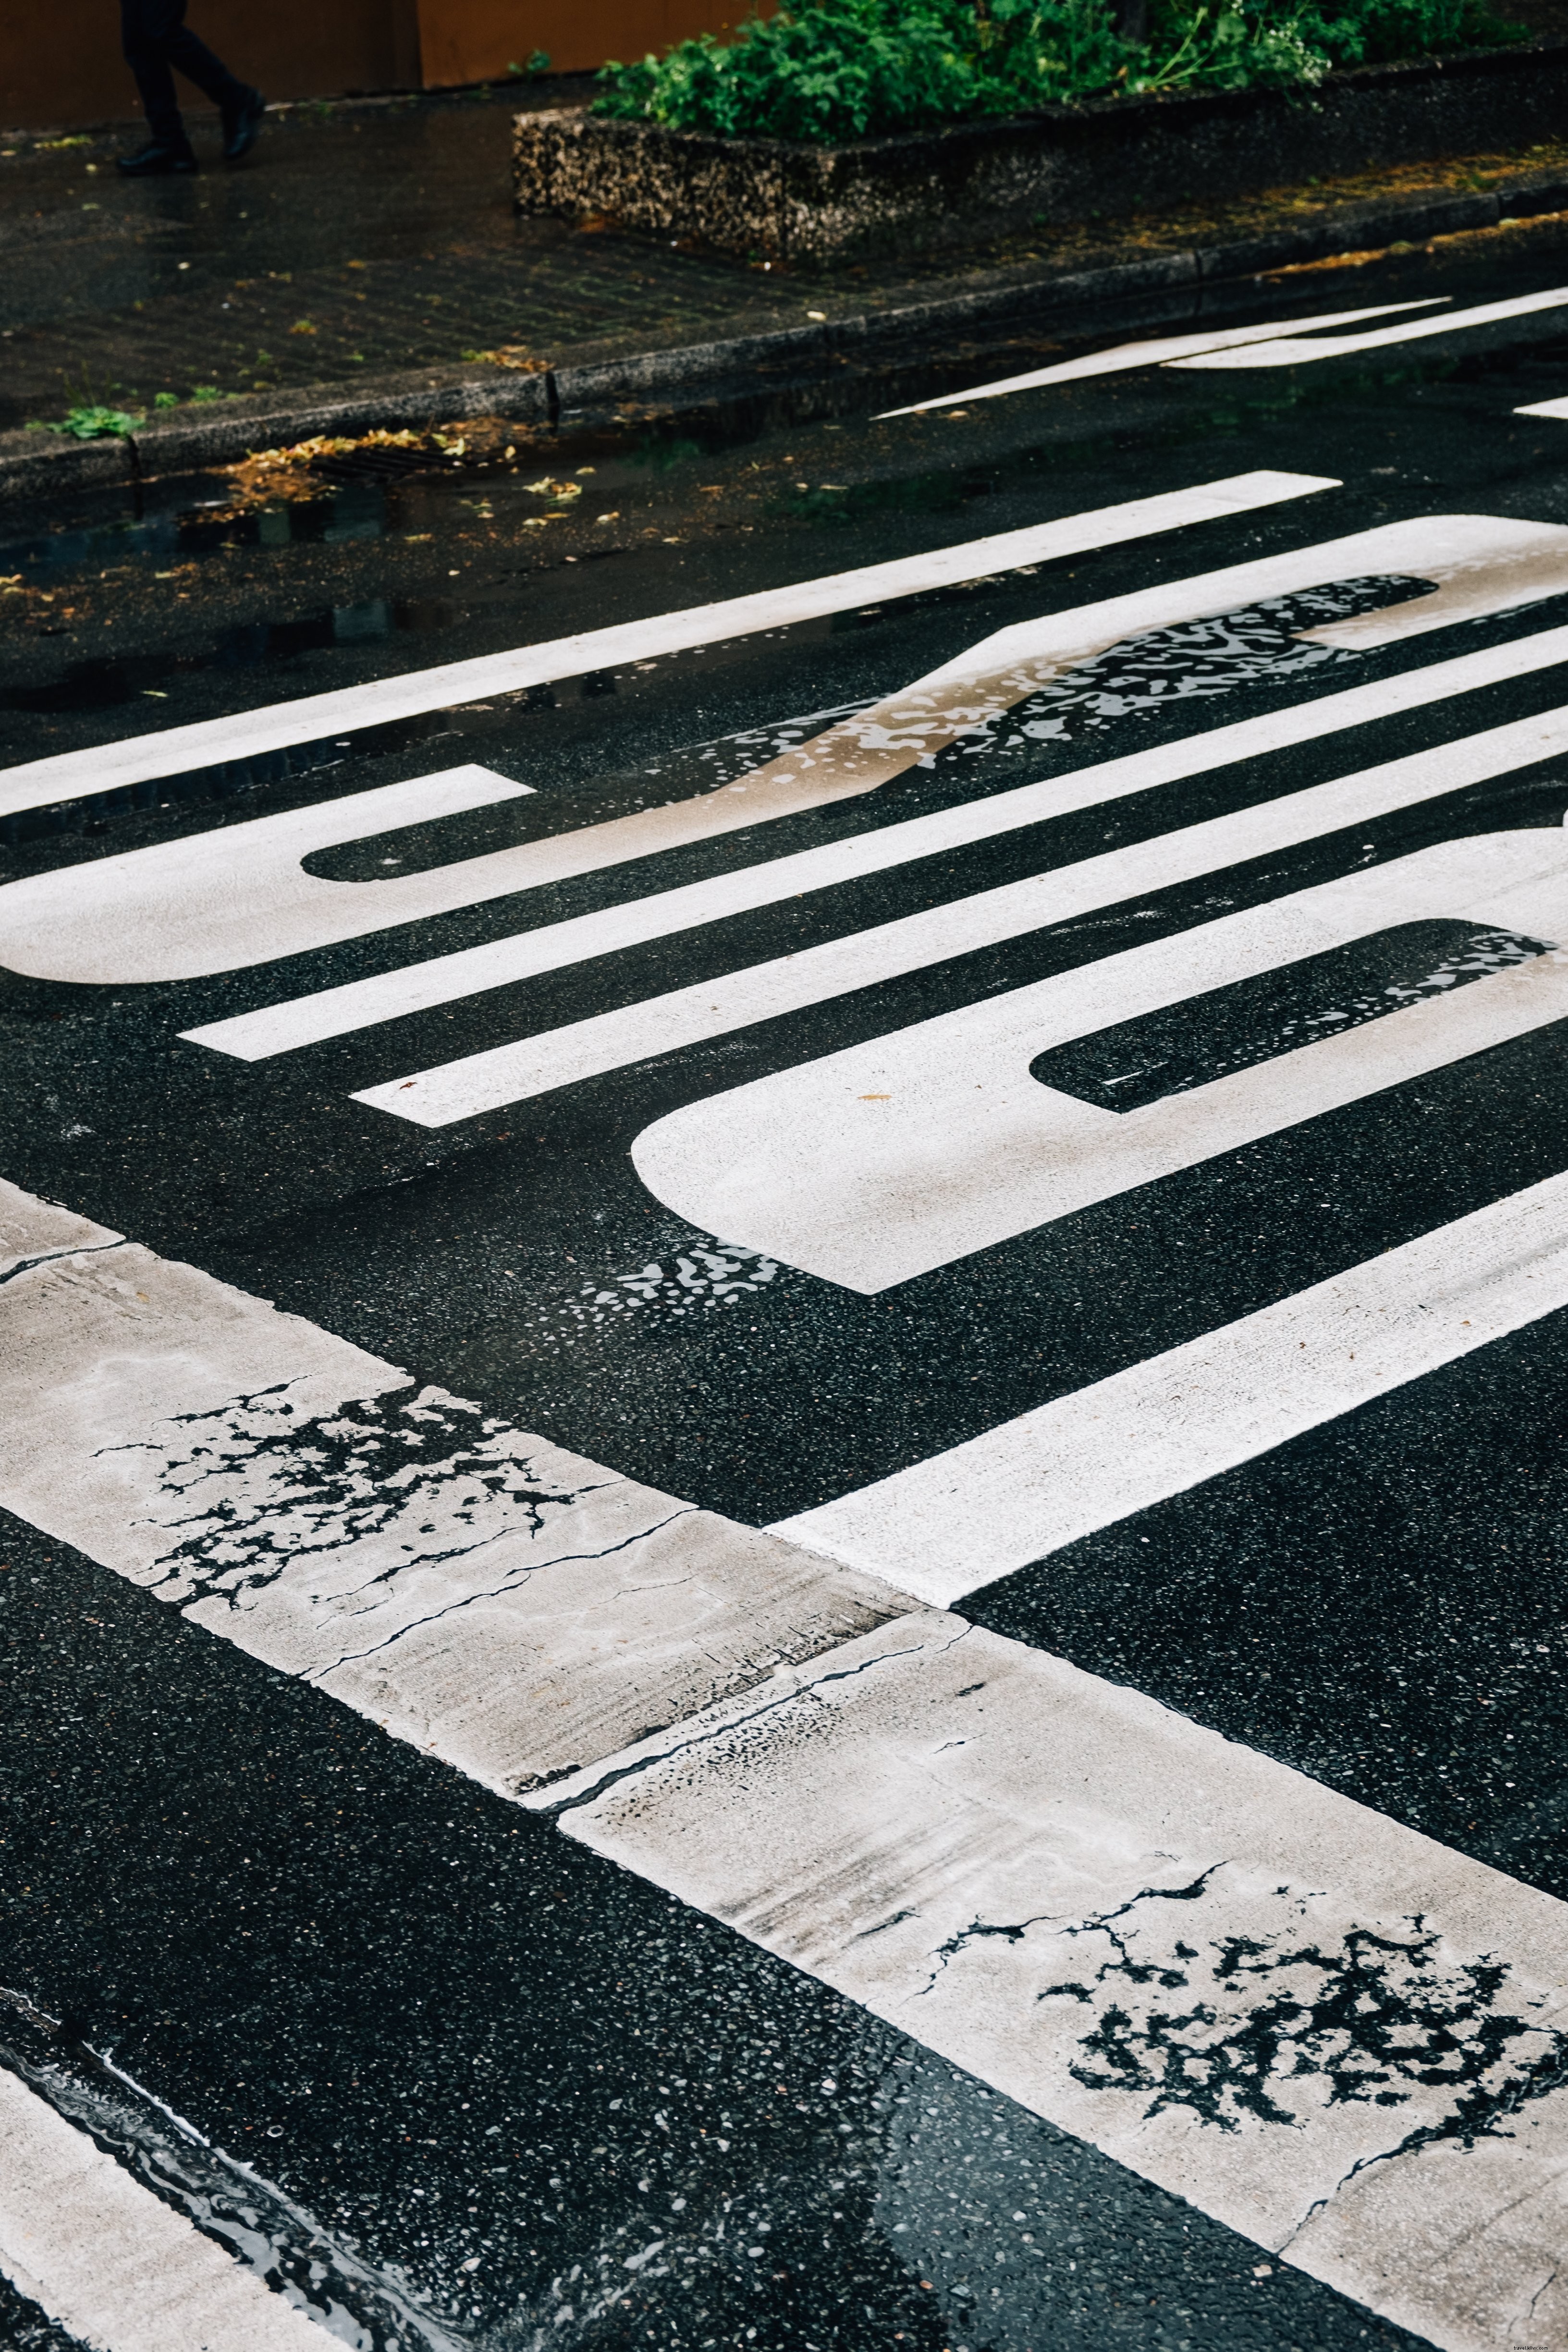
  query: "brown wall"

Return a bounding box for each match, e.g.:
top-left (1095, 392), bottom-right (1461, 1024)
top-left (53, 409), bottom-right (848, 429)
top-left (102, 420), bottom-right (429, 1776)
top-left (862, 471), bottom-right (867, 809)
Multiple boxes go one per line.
top-left (0, 0), bottom-right (729, 129)
top-left (416, 0), bottom-right (733, 81)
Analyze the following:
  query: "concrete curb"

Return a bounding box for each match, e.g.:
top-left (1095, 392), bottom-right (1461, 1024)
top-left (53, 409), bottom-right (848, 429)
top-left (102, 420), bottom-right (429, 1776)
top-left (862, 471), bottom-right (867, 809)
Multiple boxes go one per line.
top-left (3, 167), bottom-right (1565, 503)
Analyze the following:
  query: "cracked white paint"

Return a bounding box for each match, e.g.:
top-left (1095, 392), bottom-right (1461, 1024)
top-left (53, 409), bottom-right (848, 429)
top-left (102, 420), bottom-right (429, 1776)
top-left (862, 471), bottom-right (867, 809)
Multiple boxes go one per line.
top-left (0, 1180), bottom-right (910, 1794)
top-left (550, 1613), bottom-right (1568, 2352)
top-left (0, 1183), bottom-right (122, 1278)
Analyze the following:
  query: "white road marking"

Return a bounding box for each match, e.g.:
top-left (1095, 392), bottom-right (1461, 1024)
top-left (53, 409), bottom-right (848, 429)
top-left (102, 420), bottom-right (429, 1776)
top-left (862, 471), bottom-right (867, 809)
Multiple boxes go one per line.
top-left (0, 472), bottom-right (1331, 820)
top-left (546, 1611), bottom-right (1568, 2352)
top-left (1516, 394), bottom-right (1568, 419)
top-left (0, 2067), bottom-right (332, 2352)
top-left (633, 829), bottom-right (1568, 1290)
top-left (355, 698), bottom-right (1568, 1127)
top-left (876, 299), bottom-right (1445, 414)
top-left (14, 511), bottom-right (1549, 992)
top-left (770, 1163), bottom-right (1568, 1597)
top-left (0, 1181), bottom-right (911, 1798)
top-left (179, 515), bottom-right (1568, 1051)
top-left (0, 762), bottom-right (540, 984)
top-left (8, 1169), bottom-right (1568, 2348)
top-left (1171, 283), bottom-right (1568, 368)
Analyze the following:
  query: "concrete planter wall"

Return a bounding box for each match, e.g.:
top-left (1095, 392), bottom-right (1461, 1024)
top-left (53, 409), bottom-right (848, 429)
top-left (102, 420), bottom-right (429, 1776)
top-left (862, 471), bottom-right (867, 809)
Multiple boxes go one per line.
top-left (514, 38), bottom-right (1568, 260)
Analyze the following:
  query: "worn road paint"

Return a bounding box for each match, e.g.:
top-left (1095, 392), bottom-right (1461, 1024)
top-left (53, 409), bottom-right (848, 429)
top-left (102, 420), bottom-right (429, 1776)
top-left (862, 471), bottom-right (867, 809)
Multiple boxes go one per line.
top-left (876, 299), bottom-right (1446, 415)
top-left (633, 830), bottom-right (1568, 1291)
top-left (768, 1162), bottom-right (1568, 1597)
top-left (0, 2067), bottom-right (333, 2352)
top-left (9, 1170), bottom-right (1568, 2352)
top-left (179, 515), bottom-right (1568, 1052)
top-left (0, 472), bottom-right (1332, 820)
top-left (15, 490), bottom-right (1467, 994)
top-left (1170, 283), bottom-right (1568, 368)
top-left (544, 1612), bottom-right (1568, 2352)
top-left (0, 1182), bottom-right (910, 1796)
top-left (357, 697), bottom-right (1568, 1127)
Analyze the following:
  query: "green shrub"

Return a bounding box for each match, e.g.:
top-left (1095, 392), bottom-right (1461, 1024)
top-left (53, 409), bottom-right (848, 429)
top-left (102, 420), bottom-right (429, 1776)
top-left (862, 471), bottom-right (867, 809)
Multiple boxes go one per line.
top-left (26, 404), bottom-right (143, 440)
top-left (592, 0), bottom-right (1521, 139)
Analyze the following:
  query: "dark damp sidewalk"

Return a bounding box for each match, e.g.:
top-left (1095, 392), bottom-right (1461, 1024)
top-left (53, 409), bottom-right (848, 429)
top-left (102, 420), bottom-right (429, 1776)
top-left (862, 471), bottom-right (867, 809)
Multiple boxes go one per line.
top-left (0, 83), bottom-right (824, 437)
top-left (5, 74), bottom-right (1568, 441)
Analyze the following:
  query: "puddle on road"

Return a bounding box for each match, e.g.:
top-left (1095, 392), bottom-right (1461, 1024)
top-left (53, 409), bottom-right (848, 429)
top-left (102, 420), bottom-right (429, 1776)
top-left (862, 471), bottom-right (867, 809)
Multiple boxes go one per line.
top-left (1, 596), bottom-right (456, 716)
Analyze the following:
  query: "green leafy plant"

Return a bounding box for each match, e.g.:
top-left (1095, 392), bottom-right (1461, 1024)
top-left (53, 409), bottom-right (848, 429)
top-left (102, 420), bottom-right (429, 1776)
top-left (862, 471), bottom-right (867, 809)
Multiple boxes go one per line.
top-left (28, 404), bottom-right (143, 440)
top-left (593, 0), bottom-right (1521, 139)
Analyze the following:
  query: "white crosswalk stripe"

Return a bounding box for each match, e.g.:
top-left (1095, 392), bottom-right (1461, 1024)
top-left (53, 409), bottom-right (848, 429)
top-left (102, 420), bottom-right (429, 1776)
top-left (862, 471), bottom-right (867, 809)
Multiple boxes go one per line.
top-left (0, 2068), bottom-right (334, 2352)
top-left (3, 1179), bottom-right (1567, 2352)
top-left (770, 1162), bottom-right (1568, 1595)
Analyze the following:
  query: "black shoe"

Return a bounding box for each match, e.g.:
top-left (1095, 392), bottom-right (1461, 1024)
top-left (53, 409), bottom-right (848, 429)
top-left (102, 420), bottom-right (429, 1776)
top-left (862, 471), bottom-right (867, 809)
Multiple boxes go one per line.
top-left (117, 138), bottom-right (198, 176)
top-left (222, 90), bottom-right (265, 162)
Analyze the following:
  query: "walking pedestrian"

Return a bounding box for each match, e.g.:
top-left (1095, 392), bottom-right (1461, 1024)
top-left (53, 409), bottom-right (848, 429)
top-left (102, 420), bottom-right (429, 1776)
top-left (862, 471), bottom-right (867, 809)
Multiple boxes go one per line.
top-left (117, 0), bottom-right (265, 177)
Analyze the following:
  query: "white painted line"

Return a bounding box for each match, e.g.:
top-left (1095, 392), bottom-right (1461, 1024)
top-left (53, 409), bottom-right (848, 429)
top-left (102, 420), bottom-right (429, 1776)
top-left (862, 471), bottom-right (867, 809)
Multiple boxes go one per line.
top-left (0, 1181), bottom-right (912, 1798)
top-left (355, 698), bottom-right (1568, 1127)
top-left (0, 471), bottom-right (1332, 820)
top-left (875, 299), bottom-right (1445, 414)
top-left (1516, 394), bottom-right (1568, 419)
top-left (8, 1164), bottom-right (1568, 2350)
top-left (181, 515), bottom-right (1568, 1052)
top-left (770, 1164), bottom-right (1568, 1599)
top-left (1170, 283), bottom-right (1568, 368)
top-left (550, 1610), bottom-right (1568, 2352)
top-left (0, 2066), bottom-right (331, 2352)
top-left (633, 828), bottom-right (1568, 1289)
top-left (12, 511), bottom-right (1545, 993)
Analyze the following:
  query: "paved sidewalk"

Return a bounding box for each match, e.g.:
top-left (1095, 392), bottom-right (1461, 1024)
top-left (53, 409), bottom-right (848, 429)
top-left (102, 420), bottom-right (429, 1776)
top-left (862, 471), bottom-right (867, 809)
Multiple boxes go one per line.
top-left (5, 81), bottom-right (1568, 441)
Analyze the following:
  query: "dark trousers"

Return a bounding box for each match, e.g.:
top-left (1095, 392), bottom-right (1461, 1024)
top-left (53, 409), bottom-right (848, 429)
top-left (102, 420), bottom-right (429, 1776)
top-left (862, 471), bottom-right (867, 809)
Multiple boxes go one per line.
top-left (121, 0), bottom-right (250, 145)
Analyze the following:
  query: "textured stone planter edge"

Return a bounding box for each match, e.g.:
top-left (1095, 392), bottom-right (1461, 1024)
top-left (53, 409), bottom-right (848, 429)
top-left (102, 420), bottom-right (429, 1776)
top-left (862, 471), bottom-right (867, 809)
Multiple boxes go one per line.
top-left (514, 38), bottom-right (1568, 261)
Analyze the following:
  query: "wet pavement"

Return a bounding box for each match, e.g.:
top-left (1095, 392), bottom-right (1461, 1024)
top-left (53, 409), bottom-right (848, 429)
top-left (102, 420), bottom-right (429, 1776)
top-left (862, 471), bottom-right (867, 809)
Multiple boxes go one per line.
top-left (6, 77), bottom-right (1568, 439)
top-left (5, 249), bottom-right (1568, 2352)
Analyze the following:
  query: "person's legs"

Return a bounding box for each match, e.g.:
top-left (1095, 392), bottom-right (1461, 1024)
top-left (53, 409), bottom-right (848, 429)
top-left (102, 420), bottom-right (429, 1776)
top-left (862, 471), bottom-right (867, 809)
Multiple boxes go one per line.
top-left (119, 0), bottom-right (263, 171)
top-left (120, 0), bottom-right (189, 147)
top-left (162, 13), bottom-right (252, 116)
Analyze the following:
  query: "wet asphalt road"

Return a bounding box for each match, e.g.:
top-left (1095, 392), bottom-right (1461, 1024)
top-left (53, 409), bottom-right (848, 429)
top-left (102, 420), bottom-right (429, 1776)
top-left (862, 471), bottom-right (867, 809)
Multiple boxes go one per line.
top-left (4, 241), bottom-right (1568, 2352)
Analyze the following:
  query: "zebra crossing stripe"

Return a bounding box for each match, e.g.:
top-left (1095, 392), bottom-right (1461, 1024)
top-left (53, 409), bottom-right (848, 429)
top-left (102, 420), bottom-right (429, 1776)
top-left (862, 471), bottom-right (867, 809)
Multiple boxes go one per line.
top-left (540, 1610), bottom-right (1568, 2352)
top-left (0, 2068), bottom-right (332, 2352)
top-left (768, 1163), bottom-right (1568, 1599)
top-left (5, 1169), bottom-right (1568, 2351)
top-left (0, 470), bottom-right (1333, 821)
top-left (0, 1180), bottom-right (913, 1801)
